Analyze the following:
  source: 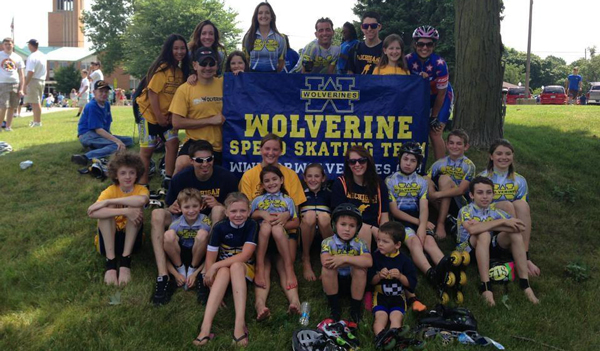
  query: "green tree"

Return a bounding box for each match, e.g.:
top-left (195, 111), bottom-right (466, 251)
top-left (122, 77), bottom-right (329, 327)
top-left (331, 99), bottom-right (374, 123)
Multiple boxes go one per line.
top-left (81, 0), bottom-right (134, 75)
top-left (124, 0), bottom-right (241, 79)
top-left (504, 63), bottom-right (525, 85)
top-left (54, 64), bottom-right (81, 95)
top-left (353, 0), bottom-right (455, 77)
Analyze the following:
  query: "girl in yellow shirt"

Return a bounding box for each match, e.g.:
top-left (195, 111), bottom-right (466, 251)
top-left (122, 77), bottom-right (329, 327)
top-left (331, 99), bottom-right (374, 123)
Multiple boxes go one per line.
top-left (373, 34), bottom-right (410, 76)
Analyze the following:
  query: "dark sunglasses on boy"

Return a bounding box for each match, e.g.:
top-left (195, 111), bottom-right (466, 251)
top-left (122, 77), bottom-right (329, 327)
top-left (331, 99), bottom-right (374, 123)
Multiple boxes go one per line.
top-left (199, 60), bottom-right (217, 67)
top-left (361, 23), bottom-right (379, 30)
top-left (348, 157), bottom-right (368, 165)
top-left (416, 41), bottom-right (435, 48)
top-left (192, 155), bottom-right (214, 164)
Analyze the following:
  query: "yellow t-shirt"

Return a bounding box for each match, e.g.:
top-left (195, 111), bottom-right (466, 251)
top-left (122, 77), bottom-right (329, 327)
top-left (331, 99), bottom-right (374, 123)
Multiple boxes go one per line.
top-left (136, 65), bottom-right (185, 124)
top-left (373, 65), bottom-right (410, 75)
top-left (239, 164), bottom-right (307, 206)
top-left (168, 78), bottom-right (224, 151)
top-left (96, 184), bottom-right (150, 231)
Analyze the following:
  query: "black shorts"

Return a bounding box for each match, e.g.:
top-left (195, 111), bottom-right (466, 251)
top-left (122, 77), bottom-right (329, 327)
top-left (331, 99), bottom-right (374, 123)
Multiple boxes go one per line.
top-left (490, 232), bottom-right (513, 260)
top-left (178, 139), bottom-right (223, 165)
top-left (96, 226), bottom-right (144, 257)
top-left (147, 121), bottom-right (174, 140)
top-left (372, 292), bottom-right (407, 315)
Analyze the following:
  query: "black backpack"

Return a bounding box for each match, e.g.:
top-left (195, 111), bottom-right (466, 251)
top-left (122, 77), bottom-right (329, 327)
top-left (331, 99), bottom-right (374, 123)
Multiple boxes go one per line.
top-left (131, 77), bottom-right (147, 124)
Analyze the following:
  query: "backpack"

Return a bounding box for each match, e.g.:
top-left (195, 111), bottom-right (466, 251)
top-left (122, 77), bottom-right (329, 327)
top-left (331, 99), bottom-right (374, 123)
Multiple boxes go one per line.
top-left (131, 77), bottom-right (147, 124)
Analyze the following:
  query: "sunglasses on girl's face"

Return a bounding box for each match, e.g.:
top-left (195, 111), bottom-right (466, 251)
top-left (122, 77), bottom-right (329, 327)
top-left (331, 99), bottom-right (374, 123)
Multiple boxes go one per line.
top-left (361, 23), bottom-right (379, 30)
top-left (192, 155), bottom-right (214, 164)
top-left (416, 41), bottom-right (434, 48)
top-left (348, 157), bottom-right (368, 165)
top-left (199, 60), bottom-right (217, 67)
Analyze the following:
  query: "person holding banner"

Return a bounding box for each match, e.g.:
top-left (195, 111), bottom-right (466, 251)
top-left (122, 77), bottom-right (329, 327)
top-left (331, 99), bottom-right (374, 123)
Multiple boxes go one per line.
top-left (239, 133), bottom-right (306, 320)
top-left (406, 26), bottom-right (454, 160)
top-left (331, 145), bottom-right (390, 248)
top-left (242, 2), bottom-right (286, 73)
top-left (170, 47), bottom-right (224, 173)
top-left (292, 18), bottom-right (340, 74)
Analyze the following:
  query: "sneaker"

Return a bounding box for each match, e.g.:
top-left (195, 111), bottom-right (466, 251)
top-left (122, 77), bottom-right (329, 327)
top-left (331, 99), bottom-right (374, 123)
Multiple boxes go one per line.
top-left (4, 127), bottom-right (12, 132)
top-left (350, 308), bottom-right (362, 324)
top-left (153, 275), bottom-right (173, 306)
top-left (71, 154), bottom-right (89, 166)
top-left (196, 273), bottom-right (209, 304)
top-left (29, 122), bottom-right (42, 127)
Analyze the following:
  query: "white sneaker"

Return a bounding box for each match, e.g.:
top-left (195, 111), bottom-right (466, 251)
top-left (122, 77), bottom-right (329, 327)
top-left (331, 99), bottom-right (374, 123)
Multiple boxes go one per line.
top-left (4, 127), bottom-right (13, 132)
top-left (29, 122), bottom-right (42, 127)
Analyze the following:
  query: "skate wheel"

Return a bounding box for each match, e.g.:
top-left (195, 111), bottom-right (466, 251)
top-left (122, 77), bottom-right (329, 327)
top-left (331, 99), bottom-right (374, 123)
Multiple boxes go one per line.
top-left (446, 272), bottom-right (456, 287)
top-left (459, 271), bottom-right (467, 286)
top-left (441, 292), bottom-right (450, 305)
top-left (461, 251), bottom-right (471, 266)
top-left (450, 251), bottom-right (462, 266)
top-left (456, 291), bottom-right (464, 304)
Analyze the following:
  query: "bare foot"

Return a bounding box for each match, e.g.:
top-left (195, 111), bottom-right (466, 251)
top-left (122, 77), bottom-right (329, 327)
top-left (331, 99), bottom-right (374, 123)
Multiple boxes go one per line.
top-left (104, 269), bottom-right (118, 286)
top-left (302, 260), bottom-right (317, 281)
top-left (524, 288), bottom-right (540, 304)
top-left (254, 271), bottom-right (266, 289)
top-left (527, 260), bottom-right (541, 277)
top-left (288, 301), bottom-right (301, 315)
top-left (256, 305), bottom-right (270, 321)
top-left (482, 291), bottom-right (495, 306)
top-left (286, 270), bottom-right (298, 290)
top-left (118, 267), bottom-right (131, 286)
top-left (435, 226), bottom-right (447, 240)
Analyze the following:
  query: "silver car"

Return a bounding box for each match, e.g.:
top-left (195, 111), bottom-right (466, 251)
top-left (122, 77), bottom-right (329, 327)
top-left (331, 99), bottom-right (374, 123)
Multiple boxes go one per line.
top-left (587, 83), bottom-right (600, 105)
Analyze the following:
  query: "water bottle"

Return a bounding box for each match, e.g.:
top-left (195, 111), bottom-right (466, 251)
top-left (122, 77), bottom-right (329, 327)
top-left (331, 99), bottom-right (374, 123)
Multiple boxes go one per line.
top-left (20, 160), bottom-right (33, 170)
top-left (299, 301), bottom-right (311, 326)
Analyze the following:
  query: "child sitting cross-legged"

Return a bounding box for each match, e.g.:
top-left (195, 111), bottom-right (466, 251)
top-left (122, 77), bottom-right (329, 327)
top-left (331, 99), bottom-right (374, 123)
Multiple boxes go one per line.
top-left (163, 188), bottom-right (211, 290)
top-left (87, 151), bottom-right (149, 286)
top-left (321, 203), bottom-right (373, 323)
top-left (370, 221), bottom-right (418, 346)
top-left (457, 176), bottom-right (539, 306)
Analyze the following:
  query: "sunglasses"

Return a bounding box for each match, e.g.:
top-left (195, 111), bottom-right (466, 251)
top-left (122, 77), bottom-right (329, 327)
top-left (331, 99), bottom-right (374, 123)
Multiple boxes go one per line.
top-left (416, 42), bottom-right (435, 48)
top-left (348, 157), bottom-right (368, 165)
top-left (199, 60), bottom-right (217, 67)
top-left (192, 155), bottom-right (214, 164)
top-left (361, 23), bottom-right (379, 30)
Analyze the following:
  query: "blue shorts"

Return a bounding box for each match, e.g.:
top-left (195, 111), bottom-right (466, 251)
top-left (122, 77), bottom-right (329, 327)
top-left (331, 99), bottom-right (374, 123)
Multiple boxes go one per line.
top-left (430, 90), bottom-right (454, 124)
top-left (372, 291), bottom-right (406, 315)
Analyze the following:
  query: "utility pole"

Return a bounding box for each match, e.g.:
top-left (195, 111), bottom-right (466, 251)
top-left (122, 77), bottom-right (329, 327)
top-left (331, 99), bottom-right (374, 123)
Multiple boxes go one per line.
top-left (525, 0), bottom-right (533, 98)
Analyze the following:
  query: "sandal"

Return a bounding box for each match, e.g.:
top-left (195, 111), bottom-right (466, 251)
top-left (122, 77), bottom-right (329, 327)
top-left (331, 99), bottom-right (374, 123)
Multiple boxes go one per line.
top-left (232, 326), bottom-right (249, 347)
top-left (192, 333), bottom-right (214, 346)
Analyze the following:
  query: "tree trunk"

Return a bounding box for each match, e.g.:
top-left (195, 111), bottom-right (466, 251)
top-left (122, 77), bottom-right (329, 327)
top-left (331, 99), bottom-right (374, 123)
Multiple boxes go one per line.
top-left (454, 0), bottom-right (504, 148)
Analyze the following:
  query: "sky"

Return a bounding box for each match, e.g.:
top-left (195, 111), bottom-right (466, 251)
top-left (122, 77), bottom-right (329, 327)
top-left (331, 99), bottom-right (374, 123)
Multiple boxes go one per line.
top-left (1, 0), bottom-right (599, 64)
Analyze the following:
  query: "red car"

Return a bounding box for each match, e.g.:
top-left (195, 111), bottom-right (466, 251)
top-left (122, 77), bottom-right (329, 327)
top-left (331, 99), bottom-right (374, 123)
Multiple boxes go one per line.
top-left (540, 85), bottom-right (567, 105)
top-left (506, 87), bottom-right (531, 104)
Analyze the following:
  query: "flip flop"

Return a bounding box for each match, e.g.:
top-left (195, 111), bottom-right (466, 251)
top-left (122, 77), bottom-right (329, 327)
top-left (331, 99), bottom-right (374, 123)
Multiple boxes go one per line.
top-left (192, 333), bottom-right (215, 346)
top-left (232, 326), bottom-right (249, 347)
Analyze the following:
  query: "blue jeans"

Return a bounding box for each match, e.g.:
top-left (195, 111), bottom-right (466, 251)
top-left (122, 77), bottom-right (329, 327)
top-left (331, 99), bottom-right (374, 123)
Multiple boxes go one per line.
top-left (79, 131), bottom-right (133, 160)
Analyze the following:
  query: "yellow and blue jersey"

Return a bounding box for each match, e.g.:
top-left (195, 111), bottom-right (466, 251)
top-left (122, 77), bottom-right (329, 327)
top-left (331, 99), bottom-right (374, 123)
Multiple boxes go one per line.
top-left (428, 155), bottom-right (476, 207)
top-left (457, 203), bottom-right (511, 246)
top-left (385, 171), bottom-right (428, 213)
top-left (207, 219), bottom-right (258, 263)
top-left (478, 169), bottom-right (528, 203)
top-left (244, 30), bottom-right (286, 72)
top-left (321, 234), bottom-right (370, 276)
top-left (250, 192), bottom-right (297, 219)
top-left (169, 214), bottom-right (212, 249)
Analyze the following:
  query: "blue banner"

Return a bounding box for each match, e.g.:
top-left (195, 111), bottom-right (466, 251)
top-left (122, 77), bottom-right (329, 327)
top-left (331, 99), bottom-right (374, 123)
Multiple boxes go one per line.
top-left (222, 73), bottom-right (430, 178)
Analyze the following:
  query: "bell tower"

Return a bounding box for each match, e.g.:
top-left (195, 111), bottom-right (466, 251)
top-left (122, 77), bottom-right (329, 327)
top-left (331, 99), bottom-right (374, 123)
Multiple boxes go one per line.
top-left (48, 0), bottom-right (84, 47)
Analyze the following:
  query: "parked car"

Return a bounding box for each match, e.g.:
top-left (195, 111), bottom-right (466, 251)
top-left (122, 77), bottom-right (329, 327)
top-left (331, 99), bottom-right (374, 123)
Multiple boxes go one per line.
top-left (540, 85), bottom-right (567, 105)
top-left (506, 87), bottom-right (532, 104)
top-left (586, 82), bottom-right (600, 105)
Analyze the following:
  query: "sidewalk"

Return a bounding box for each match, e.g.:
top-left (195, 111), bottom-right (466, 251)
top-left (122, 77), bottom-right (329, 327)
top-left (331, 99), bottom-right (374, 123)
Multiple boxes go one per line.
top-left (14, 107), bottom-right (78, 118)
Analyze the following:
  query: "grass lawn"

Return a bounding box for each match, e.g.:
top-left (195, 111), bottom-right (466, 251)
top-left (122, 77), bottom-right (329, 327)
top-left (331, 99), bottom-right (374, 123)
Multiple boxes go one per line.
top-left (0, 105), bottom-right (599, 350)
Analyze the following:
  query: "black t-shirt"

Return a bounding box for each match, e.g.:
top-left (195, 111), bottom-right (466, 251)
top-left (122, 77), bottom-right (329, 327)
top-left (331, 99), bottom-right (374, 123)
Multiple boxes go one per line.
top-left (166, 165), bottom-right (239, 213)
top-left (347, 41), bottom-right (383, 75)
top-left (330, 176), bottom-right (390, 227)
top-left (368, 249), bottom-right (418, 294)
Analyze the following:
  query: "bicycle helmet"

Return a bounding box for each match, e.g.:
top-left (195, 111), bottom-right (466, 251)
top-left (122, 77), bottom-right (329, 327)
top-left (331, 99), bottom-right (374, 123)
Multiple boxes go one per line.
top-left (292, 328), bottom-right (328, 351)
top-left (0, 142), bottom-right (13, 156)
top-left (331, 203), bottom-right (363, 236)
top-left (398, 142), bottom-right (424, 165)
top-left (412, 25), bottom-right (439, 41)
